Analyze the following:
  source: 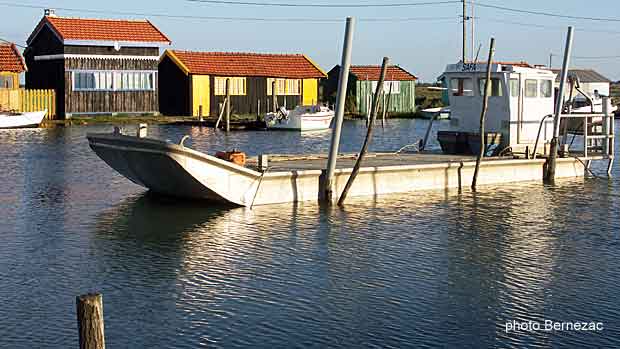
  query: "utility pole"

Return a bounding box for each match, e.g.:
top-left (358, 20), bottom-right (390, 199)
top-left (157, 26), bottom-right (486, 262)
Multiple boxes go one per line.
top-left (462, 0), bottom-right (467, 63)
top-left (471, 0), bottom-right (475, 63)
top-left (549, 53), bottom-right (553, 68)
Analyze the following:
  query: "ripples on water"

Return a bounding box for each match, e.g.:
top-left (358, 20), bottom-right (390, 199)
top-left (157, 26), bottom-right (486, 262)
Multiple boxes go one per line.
top-left (0, 121), bottom-right (619, 348)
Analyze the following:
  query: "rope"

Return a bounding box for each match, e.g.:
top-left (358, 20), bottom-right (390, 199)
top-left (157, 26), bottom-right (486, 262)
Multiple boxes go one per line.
top-left (249, 166), bottom-right (270, 209)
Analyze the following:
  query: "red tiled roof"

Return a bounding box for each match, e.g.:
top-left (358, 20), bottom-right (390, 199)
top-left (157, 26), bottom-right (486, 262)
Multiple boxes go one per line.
top-left (0, 43), bottom-right (26, 72)
top-left (349, 65), bottom-right (417, 81)
top-left (168, 50), bottom-right (326, 78)
top-left (28, 16), bottom-right (170, 44)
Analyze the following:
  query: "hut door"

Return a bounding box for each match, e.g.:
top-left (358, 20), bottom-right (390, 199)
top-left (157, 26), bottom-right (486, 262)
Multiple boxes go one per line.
top-left (192, 75), bottom-right (210, 117)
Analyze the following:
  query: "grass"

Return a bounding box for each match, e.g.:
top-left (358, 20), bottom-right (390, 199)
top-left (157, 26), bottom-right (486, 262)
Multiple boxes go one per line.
top-left (611, 83), bottom-right (619, 106)
top-left (416, 83), bottom-right (445, 110)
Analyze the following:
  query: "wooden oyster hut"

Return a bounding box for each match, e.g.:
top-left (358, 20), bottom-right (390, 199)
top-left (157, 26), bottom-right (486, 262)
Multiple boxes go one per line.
top-left (24, 9), bottom-right (171, 118)
top-left (158, 50), bottom-right (326, 117)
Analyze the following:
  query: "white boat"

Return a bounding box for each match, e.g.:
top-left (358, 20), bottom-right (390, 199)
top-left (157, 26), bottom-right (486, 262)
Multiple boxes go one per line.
top-left (568, 94), bottom-right (618, 114)
top-left (264, 105), bottom-right (334, 131)
top-left (420, 107), bottom-right (450, 120)
top-left (0, 110), bottom-right (47, 129)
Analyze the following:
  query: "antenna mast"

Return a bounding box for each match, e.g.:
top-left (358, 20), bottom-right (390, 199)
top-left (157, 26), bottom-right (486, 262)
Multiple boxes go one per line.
top-left (462, 0), bottom-right (467, 63)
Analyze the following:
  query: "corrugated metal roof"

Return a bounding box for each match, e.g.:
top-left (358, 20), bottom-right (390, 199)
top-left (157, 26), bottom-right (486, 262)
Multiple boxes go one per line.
top-left (551, 69), bottom-right (611, 83)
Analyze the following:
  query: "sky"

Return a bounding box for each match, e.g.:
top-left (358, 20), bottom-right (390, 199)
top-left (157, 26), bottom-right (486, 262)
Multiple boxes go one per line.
top-left (1, 0), bottom-right (619, 82)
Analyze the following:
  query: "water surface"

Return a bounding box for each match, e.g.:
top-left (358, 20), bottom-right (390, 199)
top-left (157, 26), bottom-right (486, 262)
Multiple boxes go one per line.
top-left (1, 120), bottom-right (619, 348)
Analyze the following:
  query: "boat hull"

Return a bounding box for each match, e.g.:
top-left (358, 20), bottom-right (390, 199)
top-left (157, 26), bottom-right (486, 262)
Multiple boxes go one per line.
top-left (0, 110), bottom-right (47, 129)
top-left (265, 111), bottom-right (334, 131)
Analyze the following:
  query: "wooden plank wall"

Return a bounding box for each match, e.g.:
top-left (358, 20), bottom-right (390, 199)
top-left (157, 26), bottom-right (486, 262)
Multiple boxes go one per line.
top-left (356, 80), bottom-right (416, 115)
top-left (65, 58), bottom-right (158, 115)
top-left (0, 88), bottom-right (56, 119)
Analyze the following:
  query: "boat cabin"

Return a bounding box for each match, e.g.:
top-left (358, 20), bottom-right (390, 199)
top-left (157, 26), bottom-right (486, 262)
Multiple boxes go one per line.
top-left (438, 61), bottom-right (557, 154)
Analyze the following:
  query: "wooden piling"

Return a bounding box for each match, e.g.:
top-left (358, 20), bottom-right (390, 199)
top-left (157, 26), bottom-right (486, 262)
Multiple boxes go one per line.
top-left (225, 78), bottom-right (231, 132)
top-left (546, 26), bottom-right (574, 182)
top-left (338, 57), bottom-right (389, 206)
top-left (272, 80), bottom-right (277, 112)
top-left (325, 17), bottom-right (355, 203)
top-left (76, 293), bottom-right (105, 349)
top-left (471, 37), bottom-right (495, 191)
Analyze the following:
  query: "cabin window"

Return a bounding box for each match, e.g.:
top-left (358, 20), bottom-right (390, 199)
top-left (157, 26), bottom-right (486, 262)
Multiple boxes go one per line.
top-left (450, 78), bottom-right (473, 96)
top-left (214, 77), bottom-right (246, 96)
top-left (72, 70), bottom-right (156, 91)
top-left (525, 79), bottom-right (538, 98)
top-left (286, 79), bottom-right (301, 95)
top-left (371, 80), bottom-right (401, 94)
top-left (267, 78), bottom-right (301, 95)
top-left (509, 79), bottom-right (519, 97)
top-left (478, 78), bottom-right (503, 97)
top-left (0, 75), bottom-right (14, 89)
top-left (540, 80), bottom-right (552, 98)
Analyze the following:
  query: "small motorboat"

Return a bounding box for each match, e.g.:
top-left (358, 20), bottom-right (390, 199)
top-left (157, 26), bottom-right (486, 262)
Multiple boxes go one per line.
top-left (264, 105), bottom-right (334, 131)
top-left (0, 110), bottom-right (47, 129)
top-left (419, 107), bottom-right (450, 120)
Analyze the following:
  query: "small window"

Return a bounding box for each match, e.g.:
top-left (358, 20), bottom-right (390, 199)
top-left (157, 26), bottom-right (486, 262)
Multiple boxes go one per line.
top-left (450, 78), bottom-right (474, 96)
top-left (286, 79), bottom-right (301, 95)
top-left (0, 75), bottom-right (14, 88)
top-left (540, 80), bottom-right (552, 98)
top-left (215, 77), bottom-right (247, 96)
top-left (525, 79), bottom-right (538, 98)
top-left (478, 78), bottom-right (503, 96)
top-left (371, 80), bottom-right (401, 94)
top-left (509, 79), bottom-right (519, 97)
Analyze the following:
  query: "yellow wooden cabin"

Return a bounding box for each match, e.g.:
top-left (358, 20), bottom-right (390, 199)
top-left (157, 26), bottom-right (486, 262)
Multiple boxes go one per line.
top-left (0, 43), bottom-right (26, 89)
top-left (158, 50), bottom-right (326, 117)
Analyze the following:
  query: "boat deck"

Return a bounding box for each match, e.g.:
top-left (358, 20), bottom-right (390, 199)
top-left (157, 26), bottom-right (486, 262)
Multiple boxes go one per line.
top-left (245, 152), bottom-right (509, 172)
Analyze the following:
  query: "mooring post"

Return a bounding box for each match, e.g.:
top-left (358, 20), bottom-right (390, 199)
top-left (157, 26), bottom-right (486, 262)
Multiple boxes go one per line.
top-left (76, 293), bottom-right (105, 349)
top-left (546, 26), bottom-right (574, 182)
top-left (225, 78), bottom-right (231, 132)
top-left (272, 81), bottom-right (277, 113)
top-left (338, 57), bottom-right (389, 206)
top-left (471, 37), bottom-right (495, 191)
top-left (324, 17), bottom-right (355, 203)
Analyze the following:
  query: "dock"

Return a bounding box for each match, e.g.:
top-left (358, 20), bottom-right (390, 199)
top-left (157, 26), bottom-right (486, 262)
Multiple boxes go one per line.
top-left (86, 132), bottom-right (593, 207)
top-left (169, 118), bottom-right (266, 130)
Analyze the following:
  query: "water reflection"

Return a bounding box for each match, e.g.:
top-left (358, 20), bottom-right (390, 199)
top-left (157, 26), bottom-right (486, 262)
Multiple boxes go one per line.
top-left (1, 122), bottom-right (620, 348)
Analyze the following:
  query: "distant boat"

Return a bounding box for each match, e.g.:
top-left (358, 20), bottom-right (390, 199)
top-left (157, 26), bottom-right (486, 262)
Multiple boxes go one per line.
top-left (264, 105), bottom-right (334, 131)
top-left (0, 110), bottom-right (47, 129)
top-left (419, 107), bottom-right (450, 120)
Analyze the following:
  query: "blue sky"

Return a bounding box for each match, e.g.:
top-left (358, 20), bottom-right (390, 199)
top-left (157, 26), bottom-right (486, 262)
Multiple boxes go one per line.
top-left (1, 0), bottom-right (619, 82)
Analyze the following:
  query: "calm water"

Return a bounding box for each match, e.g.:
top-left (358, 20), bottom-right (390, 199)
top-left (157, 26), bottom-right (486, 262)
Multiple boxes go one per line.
top-left (1, 120), bottom-right (619, 348)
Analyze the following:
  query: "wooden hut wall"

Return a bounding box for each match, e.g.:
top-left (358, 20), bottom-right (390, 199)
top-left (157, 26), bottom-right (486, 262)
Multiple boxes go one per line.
top-left (158, 55), bottom-right (190, 116)
top-left (64, 45), bottom-right (159, 56)
top-left (64, 57), bottom-right (158, 114)
top-left (208, 76), bottom-right (302, 116)
top-left (24, 25), bottom-right (66, 116)
top-left (356, 80), bottom-right (415, 114)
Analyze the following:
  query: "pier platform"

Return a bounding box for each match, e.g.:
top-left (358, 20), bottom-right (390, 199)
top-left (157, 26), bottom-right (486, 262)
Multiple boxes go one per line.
top-left (87, 132), bottom-right (593, 207)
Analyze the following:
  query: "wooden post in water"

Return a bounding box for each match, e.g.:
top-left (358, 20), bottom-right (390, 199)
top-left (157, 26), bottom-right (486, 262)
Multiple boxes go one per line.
top-left (382, 81), bottom-right (393, 128)
top-left (338, 57), bottom-right (389, 206)
top-left (471, 37), bottom-right (495, 191)
top-left (325, 17), bottom-right (355, 203)
top-left (546, 26), bottom-right (574, 182)
top-left (272, 81), bottom-right (278, 112)
top-left (225, 78), bottom-right (231, 132)
top-left (76, 293), bottom-right (105, 349)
